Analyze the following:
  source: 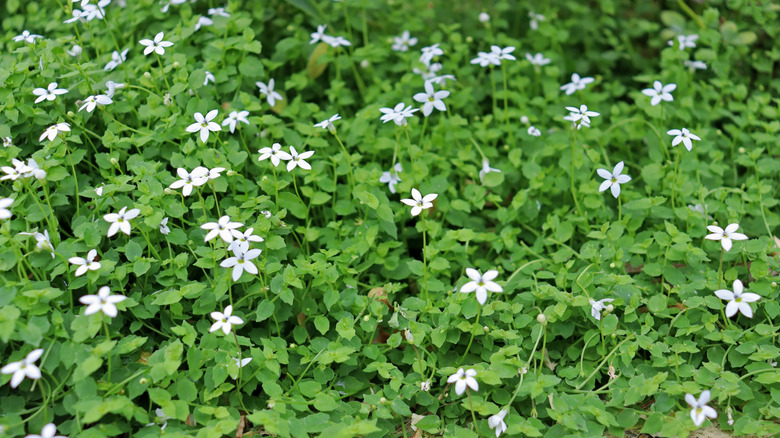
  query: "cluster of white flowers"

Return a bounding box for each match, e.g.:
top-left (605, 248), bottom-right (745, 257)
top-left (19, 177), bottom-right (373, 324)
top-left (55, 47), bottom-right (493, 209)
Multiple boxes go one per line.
top-left (309, 25), bottom-right (351, 48)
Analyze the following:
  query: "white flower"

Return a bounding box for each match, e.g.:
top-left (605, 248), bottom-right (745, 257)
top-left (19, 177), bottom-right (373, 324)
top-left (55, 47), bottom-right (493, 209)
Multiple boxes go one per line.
top-left (228, 227), bottom-right (264, 253)
top-left (159, 217), bottom-right (170, 235)
top-left (589, 298), bottom-right (614, 320)
top-left (379, 102), bottom-right (418, 126)
top-left (641, 80), bottom-right (676, 106)
top-left (490, 45), bottom-right (516, 61)
top-left (80, 286), bottom-right (126, 317)
top-left (194, 16), bottom-right (213, 31)
top-left (260, 210), bottom-right (272, 218)
top-left (105, 81), bottom-right (126, 99)
top-left (419, 43), bottom-right (443, 65)
top-left (286, 146), bottom-right (314, 172)
top-left (529, 11), bottom-right (545, 30)
top-left (478, 159), bottom-right (501, 183)
top-left (669, 34), bottom-right (698, 50)
top-left (104, 49), bottom-right (128, 71)
top-left (2, 349), bottom-right (43, 388)
top-left (447, 368), bottom-right (478, 396)
top-left (413, 81), bottom-right (450, 117)
top-left (13, 30), bottom-right (43, 44)
top-left (379, 163), bottom-right (403, 194)
top-left (24, 423), bottom-right (66, 438)
top-left (527, 126), bottom-right (541, 137)
top-left (206, 167), bottom-right (225, 181)
top-left (392, 30), bottom-right (417, 52)
top-left (401, 188), bottom-right (437, 216)
top-left (470, 51), bottom-right (501, 67)
top-left (78, 94), bottom-right (112, 112)
top-left (185, 110), bottom-right (222, 143)
top-left (667, 128), bottom-right (701, 152)
top-left (146, 408), bottom-right (170, 430)
top-left (2, 137), bottom-right (11, 147)
top-left (67, 44), bottom-right (82, 57)
top-left (95, 186), bottom-right (104, 196)
top-left (478, 12), bottom-right (490, 23)
top-left (169, 167), bottom-right (209, 196)
top-left (201, 215), bottom-right (243, 243)
top-left (210, 305), bottom-right (244, 334)
top-left (69, 249), bottom-right (101, 277)
top-left (564, 104), bottom-right (600, 130)
top-left (22, 159), bottom-right (46, 180)
top-left (488, 409), bottom-right (509, 437)
top-left (684, 60), bottom-right (707, 71)
top-left (258, 143), bottom-right (292, 167)
top-left (139, 32), bottom-right (173, 56)
top-left (203, 71), bottom-right (215, 86)
top-left (255, 79), bottom-right (283, 107)
top-left (560, 73), bottom-right (595, 95)
top-left (685, 390), bottom-right (717, 427)
top-left (0, 198), bottom-right (13, 220)
top-left (325, 35), bottom-right (351, 48)
top-left (208, 7), bottom-right (230, 17)
top-left (715, 280), bottom-right (760, 318)
top-left (705, 223), bottom-right (748, 252)
top-left (310, 25), bottom-right (327, 44)
top-left (427, 74), bottom-right (457, 86)
top-left (1, 159), bottom-right (31, 181)
top-left (314, 114), bottom-right (341, 134)
top-left (39, 123), bottom-right (71, 142)
top-left (525, 52), bottom-right (551, 66)
top-left (103, 206), bottom-right (141, 237)
top-left (33, 82), bottom-right (68, 103)
top-left (222, 110), bottom-right (249, 133)
top-left (413, 62), bottom-right (442, 80)
top-left (220, 248), bottom-right (262, 281)
top-left (597, 161), bottom-right (631, 198)
top-left (460, 268), bottom-right (502, 305)
top-left (19, 230), bottom-right (54, 257)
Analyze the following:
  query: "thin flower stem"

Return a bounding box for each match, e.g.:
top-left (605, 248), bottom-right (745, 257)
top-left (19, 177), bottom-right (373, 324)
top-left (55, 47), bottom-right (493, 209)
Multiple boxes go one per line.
top-left (418, 116), bottom-right (428, 149)
top-left (718, 247), bottom-right (724, 290)
top-left (64, 145), bottom-right (81, 217)
top-left (501, 63), bottom-right (513, 144)
top-left (154, 53), bottom-right (171, 92)
top-left (403, 125), bottom-right (415, 180)
top-left (333, 133), bottom-right (356, 190)
top-left (4, 226), bottom-right (29, 281)
top-left (671, 146), bottom-right (682, 211)
top-left (272, 166), bottom-right (279, 210)
top-left (39, 183), bottom-right (60, 246)
top-left (25, 181), bottom-right (58, 244)
top-left (466, 389), bottom-right (479, 431)
top-left (574, 333), bottom-right (635, 391)
top-left (421, 213), bottom-right (430, 305)
top-left (210, 184), bottom-right (222, 218)
top-left (457, 307), bottom-right (481, 366)
top-left (490, 66), bottom-right (497, 116)
top-left (540, 325), bottom-right (548, 374)
top-left (139, 226), bottom-right (163, 263)
top-left (509, 327), bottom-right (544, 405)
top-left (103, 317), bottom-right (112, 383)
top-left (618, 195), bottom-right (622, 223)
top-left (197, 190), bottom-right (209, 218)
top-left (412, 344), bottom-right (425, 377)
top-left (569, 130), bottom-right (584, 218)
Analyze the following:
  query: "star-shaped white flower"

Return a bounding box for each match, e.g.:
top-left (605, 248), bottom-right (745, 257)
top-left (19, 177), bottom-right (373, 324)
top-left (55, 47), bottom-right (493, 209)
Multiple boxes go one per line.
top-left (78, 94), bottom-right (112, 112)
top-left (314, 114), bottom-right (341, 134)
top-left (413, 81), bottom-right (450, 117)
top-left (379, 163), bottom-right (403, 194)
top-left (39, 123), bottom-right (71, 142)
top-left (105, 49), bottom-right (128, 71)
top-left (641, 80), bottom-right (676, 106)
top-left (258, 143), bottom-right (292, 167)
top-left (228, 227), bottom-right (264, 254)
top-left (490, 45), bottom-right (516, 61)
top-left (1, 159), bottom-right (31, 181)
top-left (705, 223), bottom-right (748, 252)
top-left (287, 146), bottom-right (314, 172)
top-left (460, 268), bottom-right (503, 305)
top-left (715, 280), bottom-right (760, 318)
top-left (139, 31), bottom-right (173, 56)
top-left (33, 82), bottom-right (68, 103)
top-left (478, 159), bottom-right (501, 184)
top-left (185, 110), bottom-right (222, 143)
top-left (256, 79), bottom-right (283, 107)
top-left (589, 298), bottom-right (614, 320)
top-left (684, 60), bottom-right (707, 71)
top-left (0, 198), bottom-right (13, 220)
top-left (379, 102), bottom-right (418, 126)
top-left (80, 286), bottom-right (127, 317)
top-left (210, 305), bottom-right (244, 335)
top-left (69, 249), bottom-right (101, 277)
top-left (220, 248), bottom-right (262, 281)
top-left (2, 349), bottom-right (43, 388)
top-left (564, 105), bottom-right (600, 130)
top-left (201, 215), bottom-right (243, 243)
top-left (105, 81), bottom-right (126, 98)
top-left (168, 167), bottom-right (209, 196)
top-left (208, 7), bottom-right (231, 17)
top-left (597, 161), bottom-right (631, 198)
top-left (19, 230), bottom-right (54, 257)
top-left (527, 126), bottom-right (541, 137)
top-left (667, 128), bottom-right (701, 151)
top-left (669, 34), bottom-right (698, 50)
top-left (159, 217), bottom-right (170, 235)
top-left (310, 25), bottom-right (327, 44)
top-left (392, 30), bottom-right (417, 52)
top-left (525, 52), bottom-right (551, 66)
top-left (560, 73), bottom-right (594, 95)
top-left (401, 188), bottom-right (437, 216)
top-left (194, 16), bottom-right (213, 31)
top-left (25, 423), bottom-right (67, 438)
top-left (13, 30), bottom-right (43, 44)
top-left (222, 110), bottom-right (249, 134)
top-left (419, 43), bottom-right (444, 65)
top-left (447, 368), bottom-right (478, 396)
top-left (488, 409), bottom-right (509, 438)
top-left (685, 390), bottom-right (717, 427)
top-left (470, 51), bottom-right (501, 67)
top-left (103, 206), bottom-right (141, 237)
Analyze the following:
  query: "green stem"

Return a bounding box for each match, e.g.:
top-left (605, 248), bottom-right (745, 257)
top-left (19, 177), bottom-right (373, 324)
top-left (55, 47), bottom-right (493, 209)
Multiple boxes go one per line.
top-left (421, 213), bottom-right (429, 304)
top-left (154, 53), bottom-right (171, 92)
top-left (467, 389), bottom-right (479, 431)
top-left (575, 333), bottom-right (635, 391)
top-left (458, 307), bottom-right (481, 366)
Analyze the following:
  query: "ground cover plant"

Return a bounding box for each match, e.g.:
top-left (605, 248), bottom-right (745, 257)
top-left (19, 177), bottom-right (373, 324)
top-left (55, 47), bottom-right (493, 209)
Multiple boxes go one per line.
top-left (1, 0), bottom-right (780, 437)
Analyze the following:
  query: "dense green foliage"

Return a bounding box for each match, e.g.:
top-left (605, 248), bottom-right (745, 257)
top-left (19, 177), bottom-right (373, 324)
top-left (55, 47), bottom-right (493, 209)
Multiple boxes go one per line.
top-left (1, 0), bottom-right (779, 437)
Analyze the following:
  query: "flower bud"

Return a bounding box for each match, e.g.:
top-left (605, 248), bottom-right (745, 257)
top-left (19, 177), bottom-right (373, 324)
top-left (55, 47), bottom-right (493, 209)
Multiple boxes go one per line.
top-left (520, 115), bottom-right (530, 124)
top-left (143, 72), bottom-right (152, 79)
top-left (163, 188), bottom-right (173, 194)
top-left (163, 93), bottom-right (172, 106)
top-left (466, 36), bottom-right (473, 43)
top-left (2, 137), bottom-right (12, 147)
top-left (519, 366), bottom-right (528, 375)
top-left (379, 397), bottom-right (387, 404)
top-left (172, 61), bottom-right (181, 69)
top-left (67, 111), bottom-right (75, 118)
top-left (360, 59), bottom-right (370, 69)
top-left (110, 158), bottom-right (119, 166)
top-left (363, 315), bottom-right (370, 322)
top-left (537, 313), bottom-right (547, 326)
top-left (609, 262), bottom-right (616, 268)
top-left (404, 330), bottom-right (414, 343)
top-left (483, 326), bottom-right (489, 332)
top-left (68, 45), bottom-right (82, 57)
top-left (227, 170), bottom-right (237, 176)
top-left (139, 377), bottom-right (148, 384)
top-left (289, 343), bottom-right (296, 349)
top-left (738, 147), bottom-right (746, 153)
top-left (606, 304), bottom-right (614, 312)
top-left (772, 282), bottom-right (777, 288)
top-left (479, 12), bottom-right (490, 22)
top-left (267, 399), bottom-right (276, 409)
